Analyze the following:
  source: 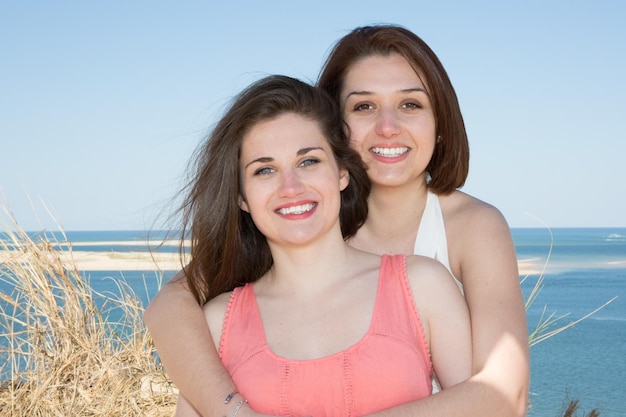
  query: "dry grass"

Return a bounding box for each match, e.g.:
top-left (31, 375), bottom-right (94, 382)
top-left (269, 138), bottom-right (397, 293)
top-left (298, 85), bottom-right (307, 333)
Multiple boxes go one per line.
top-left (0, 214), bottom-right (176, 416)
top-left (561, 399), bottom-right (600, 417)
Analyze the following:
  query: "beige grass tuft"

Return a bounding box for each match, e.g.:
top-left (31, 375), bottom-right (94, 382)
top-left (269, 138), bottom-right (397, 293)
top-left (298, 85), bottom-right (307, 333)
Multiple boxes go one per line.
top-left (0, 211), bottom-right (176, 416)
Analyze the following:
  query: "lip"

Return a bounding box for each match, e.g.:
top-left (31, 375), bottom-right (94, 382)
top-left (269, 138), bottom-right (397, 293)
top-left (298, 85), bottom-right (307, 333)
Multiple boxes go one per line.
top-left (274, 200), bottom-right (318, 218)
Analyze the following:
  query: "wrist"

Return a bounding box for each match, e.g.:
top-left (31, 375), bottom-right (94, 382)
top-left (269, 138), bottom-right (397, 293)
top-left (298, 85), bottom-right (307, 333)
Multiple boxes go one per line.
top-left (223, 390), bottom-right (249, 417)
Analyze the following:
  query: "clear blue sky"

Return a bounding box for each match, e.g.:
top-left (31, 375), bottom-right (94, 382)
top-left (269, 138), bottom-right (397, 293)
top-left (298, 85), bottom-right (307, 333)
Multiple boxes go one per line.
top-left (2, 1), bottom-right (624, 230)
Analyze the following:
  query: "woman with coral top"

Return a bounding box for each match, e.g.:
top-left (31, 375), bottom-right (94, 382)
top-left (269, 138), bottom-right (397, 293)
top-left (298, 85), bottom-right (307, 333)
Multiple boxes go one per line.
top-left (170, 75), bottom-right (471, 416)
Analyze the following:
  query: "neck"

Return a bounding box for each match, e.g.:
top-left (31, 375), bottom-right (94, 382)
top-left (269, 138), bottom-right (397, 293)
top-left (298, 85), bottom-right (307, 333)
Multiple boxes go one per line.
top-left (261, 231), bottom-right (355, 295)
top-left (353, 182), bottom-right (429, 255)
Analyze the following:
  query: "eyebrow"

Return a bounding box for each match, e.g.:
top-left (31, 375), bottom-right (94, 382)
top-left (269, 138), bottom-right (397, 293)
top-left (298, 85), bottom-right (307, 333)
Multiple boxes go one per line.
top-left (345, 87), bottom-right (428, 99)
top-left (244, 146), bottom-right (325, 169)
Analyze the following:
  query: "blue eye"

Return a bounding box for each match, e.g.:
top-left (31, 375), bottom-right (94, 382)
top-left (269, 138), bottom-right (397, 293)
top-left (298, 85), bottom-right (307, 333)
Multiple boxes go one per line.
top-left (254, 167), bottom-right (274, 175)
top-left (300, 158), bottom-right (320, 167)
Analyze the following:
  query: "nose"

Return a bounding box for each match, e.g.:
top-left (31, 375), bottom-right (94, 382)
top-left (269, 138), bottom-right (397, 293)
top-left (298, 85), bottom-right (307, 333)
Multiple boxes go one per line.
top-left (278, 169), bottom-right (305, 197)
top-left (375, 107), bottom-right (401, 138)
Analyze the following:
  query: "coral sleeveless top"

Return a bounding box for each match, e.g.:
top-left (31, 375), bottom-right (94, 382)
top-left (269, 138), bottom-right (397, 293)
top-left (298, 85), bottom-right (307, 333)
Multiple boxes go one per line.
top-left (218, 254), bottom-right (432, 417)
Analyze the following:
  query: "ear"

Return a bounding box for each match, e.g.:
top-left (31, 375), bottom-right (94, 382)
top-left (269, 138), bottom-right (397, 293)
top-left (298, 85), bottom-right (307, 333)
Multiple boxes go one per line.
top-left (339, 168), bottom-right (350, 192)
top-left (238, 195), bottom-right (250, 213)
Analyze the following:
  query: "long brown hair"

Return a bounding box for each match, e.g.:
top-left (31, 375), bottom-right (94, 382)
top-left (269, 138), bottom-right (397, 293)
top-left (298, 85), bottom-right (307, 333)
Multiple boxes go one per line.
top-left (318, 24), bottom-right (469, 194)
top-left (178, 75), bottom-right (370, 304)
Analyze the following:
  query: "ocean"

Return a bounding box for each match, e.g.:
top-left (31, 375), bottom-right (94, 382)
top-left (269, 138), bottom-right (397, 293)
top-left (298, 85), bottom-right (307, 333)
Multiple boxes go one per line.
top-left (514, 228), bottom-right (626, 416)
top-left (1, 227), bottom-right (625, 415)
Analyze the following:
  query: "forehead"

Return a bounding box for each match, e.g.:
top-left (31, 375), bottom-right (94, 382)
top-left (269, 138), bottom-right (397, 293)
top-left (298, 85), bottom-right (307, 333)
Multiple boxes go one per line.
top-left (342, 53), bottom-right (428, 95)
top-left (240, 113), bottom-right (330, 158)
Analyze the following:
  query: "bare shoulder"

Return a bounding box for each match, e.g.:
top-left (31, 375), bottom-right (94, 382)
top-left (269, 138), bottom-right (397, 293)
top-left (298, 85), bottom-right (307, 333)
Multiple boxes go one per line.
top-left (202, 291), bottom-right (231, 317)
top-left (441, 191), bottom-right (508, 228)
top-left (404, 253), bottom-right (449, 274)
top-left (440, 191), bottom-right (512, 245)
top-left (403, 254), bottom-right (466, 336)
top-left (404, 254), bottom-right (458, 292)
top-left (202, 291), bottom-right (232, 344)
top-left (437, 191), bottom-right (516, 284)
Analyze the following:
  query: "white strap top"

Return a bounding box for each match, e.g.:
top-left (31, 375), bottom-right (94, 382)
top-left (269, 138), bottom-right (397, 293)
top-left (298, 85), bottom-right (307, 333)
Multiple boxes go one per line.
top-left (414, 191), bottom-right (462, 291)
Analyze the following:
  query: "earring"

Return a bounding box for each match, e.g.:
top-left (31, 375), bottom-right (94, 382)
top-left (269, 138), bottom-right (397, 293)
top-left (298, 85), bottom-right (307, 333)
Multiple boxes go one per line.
top-left (436, 135), bottom-right (442, 143)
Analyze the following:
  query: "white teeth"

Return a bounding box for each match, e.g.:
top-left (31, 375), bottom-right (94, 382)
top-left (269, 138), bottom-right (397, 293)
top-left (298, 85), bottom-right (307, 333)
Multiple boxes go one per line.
top-left (371, 147), bottom-right (409, 157)
top-left (277, 203), bottom-right (316, 215)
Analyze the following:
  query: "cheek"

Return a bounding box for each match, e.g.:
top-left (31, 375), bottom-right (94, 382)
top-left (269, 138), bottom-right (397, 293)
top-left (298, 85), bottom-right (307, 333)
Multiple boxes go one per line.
top-left (345, 123), bottom-right (364, 147)
top-left (345, 119), bottom-right (368, 151)
top-left (239, 183), bottom-right (259, 212)
top-left (348, 137), bottom-right (370, 163)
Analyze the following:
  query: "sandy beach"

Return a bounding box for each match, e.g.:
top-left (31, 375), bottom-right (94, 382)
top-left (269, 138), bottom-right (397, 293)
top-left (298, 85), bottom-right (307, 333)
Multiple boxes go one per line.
top-left (57, 250), bottom-right (186, 271)
top-left (0, 249), bottom-right (186, 271)
top-left (516, 259), bottom-right (544, 276)
top-left (0, 246), bottom-right (539, 275)
top-left (0, 236), bottom-right (190, 271)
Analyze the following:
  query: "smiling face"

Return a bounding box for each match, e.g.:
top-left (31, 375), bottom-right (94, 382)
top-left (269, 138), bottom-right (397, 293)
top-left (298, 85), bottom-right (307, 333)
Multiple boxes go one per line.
top-left (238, 113), bottom-right (349, 248)
top-left (340, 53), bottom-right (437, 190)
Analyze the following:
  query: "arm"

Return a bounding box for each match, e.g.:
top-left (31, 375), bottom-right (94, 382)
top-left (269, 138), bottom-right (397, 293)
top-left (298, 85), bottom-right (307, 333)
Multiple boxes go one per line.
top-left (364, 205), bottom-right (529, 417)
top-left (144, 272), bottom-right (246, 417)
top-left (175, 394), bottom-right (202, 417)
top-left (453, 205), bottom-right (530, 416)
top-left (407, 256), bottom-right (472, 389)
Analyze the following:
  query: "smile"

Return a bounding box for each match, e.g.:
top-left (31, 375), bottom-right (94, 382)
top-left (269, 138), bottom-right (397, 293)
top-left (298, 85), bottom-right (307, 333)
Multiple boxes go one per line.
top-left (370, 147), bottom-right (409, 157)
top-left (276, 203), bottom-right (317, 215)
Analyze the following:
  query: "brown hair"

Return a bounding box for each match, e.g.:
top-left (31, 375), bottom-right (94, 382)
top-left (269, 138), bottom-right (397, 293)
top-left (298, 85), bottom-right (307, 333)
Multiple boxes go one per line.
top-left (178, 75), bottom-right (370, 304)
top-left (318, 24), bottom-right (469, 193)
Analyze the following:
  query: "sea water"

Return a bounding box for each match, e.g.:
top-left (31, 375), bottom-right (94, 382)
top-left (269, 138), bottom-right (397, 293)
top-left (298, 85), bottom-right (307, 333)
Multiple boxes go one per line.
top-left (515, 228), bottom-right (626, 416)
top-left (1, 228), bottom-right (625, 415)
